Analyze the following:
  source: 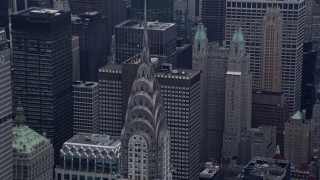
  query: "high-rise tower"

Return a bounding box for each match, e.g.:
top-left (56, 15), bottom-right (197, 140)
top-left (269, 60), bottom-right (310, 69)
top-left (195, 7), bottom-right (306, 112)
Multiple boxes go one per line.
top-left (69, 0), bottom-right (111, 58)
top-left (201, 0), bottom-right (225, 43)
top-left (0, 29), bottom-right (13, 180)
top-left (222, 27), bottom-right (252, 161)
top-left (131, 0), bottom-right (174, 22)
top-left (251, 8), bottom-right (289, 154)
top-left (206, 43), bottom-right (229, 161)
top-left (225, 0), bottom-right (306, 114)
top-left (11, 8), bottom-right (73, 164)
top-left (261, 8), bottom-right (283, 93)
top-left (120, 0), bottom-right (172, 179)
top-left (192, 22), bottom-right (208, 162)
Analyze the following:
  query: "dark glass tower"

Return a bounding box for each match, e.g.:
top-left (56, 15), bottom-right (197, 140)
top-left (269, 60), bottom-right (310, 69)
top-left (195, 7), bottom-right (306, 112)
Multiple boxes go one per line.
top-left (201, 0), bottom-right (225, 43)
top-left (131, 0), bottom-right (174, 22)
top-left (11, 8), bottom-right (73, 164)
top-left (302, 41), bottom-right (317, 119)
top-left (69, 0), bottom-right (111, 56)
top-left (72, 12), bottom-right (107, 81)
top-left (0, 0), bottom-right (9, 37)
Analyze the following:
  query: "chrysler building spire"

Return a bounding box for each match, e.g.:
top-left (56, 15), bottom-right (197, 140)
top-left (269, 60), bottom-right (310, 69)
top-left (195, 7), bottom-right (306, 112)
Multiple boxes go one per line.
top-left (120, 0), bottom-right (172, 179)
top-left (141, 0), bottom-right (150, 63)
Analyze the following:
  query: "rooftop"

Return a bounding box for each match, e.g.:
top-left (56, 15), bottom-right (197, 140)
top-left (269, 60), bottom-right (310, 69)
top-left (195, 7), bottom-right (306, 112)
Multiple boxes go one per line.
top-left (16, 8), bottom-right (64, 17)
top-left (116, 20), bottom-right (175, 30)
top-left (199, 162), bottom-right (221, 179)
top-left (245, 157), bottom-right (290, 179)
top-left (99, 64), bottom-right (122, 72)
top-left (73, 81), bottom-right (98, 88)
top-left (123, 54), bottom-right (167, 65)
top-left (227, 71), bottom-right (241, 75)
top-left (13, 125), bottom-right (49, 154)
top-left (66, 133), bottom-right (121, 149)
top-left (156, 68), bottom-right (200, 79)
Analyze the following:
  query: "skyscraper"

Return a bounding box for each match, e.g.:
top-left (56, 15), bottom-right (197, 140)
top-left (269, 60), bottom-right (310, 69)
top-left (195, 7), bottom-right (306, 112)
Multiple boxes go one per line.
top-left (304, 0), bottom-right (314, 39)
top-left (130, 0), bottom-right (174, 22)
top-left (201, 0), bottom-right (225, 43)
top-left (0, 29), bottom-right (13, 180)
top-left (251, 8), bottom-right (290, 154)
top-left (11, 8), bottom-right (73, 164)
top-left (301, 41), bottom-right (317, 119)
top-left (222, 27), bottom-right (252, 161)
top-left (120, 1), bottom-right (172, 179)
top-left (261, 8), bottom-right (283, 93)
top-left (0, 0), bottom-right (9, 37)
top-left (225, 0), bottom-right (306, 114)
top-left (192, 22), bottom-right (208, 162)
top-left (98, 64), bottom-right (122, 135)
top-left (69, 0), bottom-right (111, 57)
top-left (73, 81), bottom-right (99, 134)
top-left (115, 20), bottom-right (177, 65)
top-left (174, 0), bottom-right (189, 41)
top-left (13, 101), bottom-right (54, 180)
top-left (206, 43), bottom-right (229, 161)
top-left (99, 59), bottom-right (202, 179)
top-left (156, 68), bottom-right (201, 180)
top-left (284, 110), bottom-right (314, 166)
top-left (251, 91), bottom-right (289, 154)
top-left (72, 12), bottom-right (107, 81)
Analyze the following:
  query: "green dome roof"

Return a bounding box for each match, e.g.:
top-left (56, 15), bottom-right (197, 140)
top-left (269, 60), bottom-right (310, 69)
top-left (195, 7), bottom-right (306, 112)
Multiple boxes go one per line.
top-left (232, 26), bottom-right (245, 44)
top-left (194, 22), bottom-right (207, 40)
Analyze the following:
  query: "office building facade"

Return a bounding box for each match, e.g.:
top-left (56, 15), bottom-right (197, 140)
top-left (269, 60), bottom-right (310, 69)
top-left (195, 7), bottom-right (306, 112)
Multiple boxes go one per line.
top-left (98, 64), bottom-right (122, 135)
top-left (261, 8), bottom-right (283, 92)
top-left (130, 0), bottom-right (174, 22)
top-left (13, 101), bottom-right (54, 180)
top-left (192, 22), bottom-right (208, 163)
top-left (69, 0), bottom-right (111, 57)
top-left (302, 41), bottom-right (317, 119)
top-left (71, 36), bottom-right (80, 81)
top-left (115, 20), bottom-right (177, 65)
top-left (11, 8), bottom-right (73, 164)
top-left (225, 0), bottom-right (306, 114)
top-left (0, 0), bottom-right (9, 37)
top-left (73, 81), bottom-right (99, 134)
top-left (72, 12), bottom-right (107, 81)
top-left (252, 91), bottom-right (289, 154)
top-left (206, 43), bottom-right (229, 161)
top-left (55, 133), bottom-right (121, 180)
top-left (53, 0), bottom-right (70, 11)
top-left (284, 111), bottom-right (314, 166)
top-left (157, 68), bottom-right (201, 180)
top-left (222, 27), bottom-right (252, 161)
top-left (201, 0), bottom-right (225, 44)
top-left (239, 126), bottom-right (277, 164)
top-left (174, 0), bottom-right (189, 41)
top-left (0, 29), bottom-right (12, 180)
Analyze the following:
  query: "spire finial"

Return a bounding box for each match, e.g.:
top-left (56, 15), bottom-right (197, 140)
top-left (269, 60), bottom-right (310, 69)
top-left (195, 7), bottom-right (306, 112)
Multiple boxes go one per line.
top-left (15, 98), bottom-right (26, 126)
top-left (141, 0), bottom-right (150, 63)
